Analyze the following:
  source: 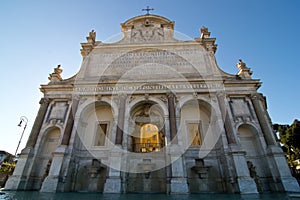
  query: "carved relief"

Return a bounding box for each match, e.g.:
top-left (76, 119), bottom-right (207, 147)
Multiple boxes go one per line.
top-left (97, 94), bottom-right (102, 101)
top-left (39, 98), bottom-right (50, 105)
top-left (121, 15), bottom-right (175, 44)
top-left (46, 101), bottom-right (69, 123)
top-left (144, 93), bottom-right (149, 100)
top-left (128, 95), bottom-right (136, 104)
top-left (229, 97), bottom-right (254, 122)
top-left (159, 96), bottom-right (167, 103)
top-left (79, 97), bottom-right (87, 106)
top-left (193, 92), bottom-right (198, 99)
top-left (131, 24), bottom-right (164, 43)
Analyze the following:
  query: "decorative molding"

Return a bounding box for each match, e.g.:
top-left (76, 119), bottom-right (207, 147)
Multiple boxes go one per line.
top-left (229, 97), bottom-right (254, 123)
top-left (159, 95), bottom-right (167, 103)
top-left (39, 98), bottom-right (50, 105)
top-left (46, 101), bottom-right (69, 123)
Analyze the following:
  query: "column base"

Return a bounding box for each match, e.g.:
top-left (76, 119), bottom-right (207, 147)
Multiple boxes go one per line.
top-left (281, 177), bottom-right (300, 193)
top-left (103, 177), bottom-right (121, 193)
top-left (170, 178), bottom-right (189, 194)
top-left (4, 147), bottom-right (34, 190)
top-left (4, 175), bottom-right (25, 190)
top-left (267, 145), bottom-right (300, 192)
top-left (236, 177), bottom-right (258, 194)
top-left (40, 176), bottom-right (58, 192)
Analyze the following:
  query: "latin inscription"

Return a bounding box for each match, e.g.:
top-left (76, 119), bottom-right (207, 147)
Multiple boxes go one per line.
top-left (74, 83), bottom-right (222, 93)
top-left (88, 49), bottom-right (206, 74)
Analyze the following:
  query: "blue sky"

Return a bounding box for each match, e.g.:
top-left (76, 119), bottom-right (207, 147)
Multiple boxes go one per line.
top-left (0, 0), bottom-right (299, 154)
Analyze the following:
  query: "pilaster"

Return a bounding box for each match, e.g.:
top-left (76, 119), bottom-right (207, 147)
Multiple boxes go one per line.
top-left (26, 98), bottom-right (50, 148)
top-left (168, 93), bottom-right (178, 144)
top-left (251, 93), bottom-right (277, 146)
top-left (61, 98), bottom-right (79, 145)
top-left (4, 147), bottom-right (35, 190)
top-left (266, 145), bottom-right (300, 192)
top-left (216, 92), bottom-right (237, 144)
top-left (115, 94), bottom-right (126, 145)
top-left (249, 94), bottom-right (299, 192)
top-left (5, 98), bottom-right (50, 190)
top-left (103, 151), bottom-right (122, 193)
top-left (169, 149), bottom-right (189, 194)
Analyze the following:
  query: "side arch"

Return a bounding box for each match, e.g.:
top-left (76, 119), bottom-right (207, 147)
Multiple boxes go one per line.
top-left (75, 100), bottom-right (116, 149)
top-left (30, 126), bottom-right (61, 190)
top-left (237, 123), bottom-right (269, 192)
top-left (75, 97), bottom-right (118, 120)
top-left (237, 123), bottom-right (263, 157)
top-left (177, 96), bottom-right (219, 151)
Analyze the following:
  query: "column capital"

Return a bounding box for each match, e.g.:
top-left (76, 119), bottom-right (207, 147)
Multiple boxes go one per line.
top-left (72, 95), bottom-right (80, 101)
top-left (216, 91), bottom-right (226, 98)
top-left (250, 93), bottom-right (263, 101)
top-left (39, 98), bottom-right (50, 104)
top-left (118, 93), bottom-right (127, 100)
top-left (167, 92), bottom-right (178, 99)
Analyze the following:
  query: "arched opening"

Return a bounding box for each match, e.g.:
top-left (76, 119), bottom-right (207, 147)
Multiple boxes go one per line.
top-left (71, 101), bottom-right (114, 192)
top-left (237, 124), bottom-right (261, 157)
top-left (31, 127), bottom-right (60, 190)
top-left (125, 101), bottom-right (168, 193)
top-left (41, 128), bottom-right (61, 155)
top-left (133, 123), bottom-right (165, 153)
top-left (238, 124), bottom-right (265, 192)
top-left (179, 99), bottom-right (212, 149)
top-left (128, 102), bottom-right (166, 153)
top-left (179, 99), bottom-right (223, 193)
top-left (76, 101), bottom-right (114, 149)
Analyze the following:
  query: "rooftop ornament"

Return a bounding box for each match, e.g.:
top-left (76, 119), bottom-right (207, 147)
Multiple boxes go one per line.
top-left (48, 64), bottom-right (63, 82)
top-left (142, 6), bottom-right (154, 15)
top-left (236, 59), bottom-right (253, 79)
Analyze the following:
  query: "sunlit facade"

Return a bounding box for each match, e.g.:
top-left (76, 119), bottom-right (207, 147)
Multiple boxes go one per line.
top-left (5, 14), bottom-right (300, 194)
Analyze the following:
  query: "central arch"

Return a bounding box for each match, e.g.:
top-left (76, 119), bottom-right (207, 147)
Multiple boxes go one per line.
top-left (128, 101), bottom-right (166, 153)
top-left (135, 123), bottom-right (164, 153)
top-left (125, 100), bottom-right (168, 193)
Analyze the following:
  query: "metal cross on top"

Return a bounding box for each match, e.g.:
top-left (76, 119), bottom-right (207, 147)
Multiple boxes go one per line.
top-left (142, 6), bottom-right (154, 15)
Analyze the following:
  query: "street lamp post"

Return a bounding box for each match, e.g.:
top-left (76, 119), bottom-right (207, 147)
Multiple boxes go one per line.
top-left (14, 116), bottom-right (28, 158)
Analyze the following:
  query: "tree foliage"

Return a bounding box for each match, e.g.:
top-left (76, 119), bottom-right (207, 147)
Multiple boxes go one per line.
top-left (274, 119), bottom-right (300, 167)
top-left (0, 162), bottom-right (15, 174)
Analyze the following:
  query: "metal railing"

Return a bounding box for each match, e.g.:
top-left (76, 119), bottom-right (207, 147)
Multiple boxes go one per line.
top-left (132, 143), bottom-right (163, 153)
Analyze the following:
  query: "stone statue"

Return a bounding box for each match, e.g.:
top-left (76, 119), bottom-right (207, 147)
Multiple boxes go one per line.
top-left (89, 30), bottom-right (96, 41)
top-left (247, 161), bottom-right (257, 178)
top-left (247, 161), bottom-right (263, 192)
top-left (236, 59), bottom-right (247, 69)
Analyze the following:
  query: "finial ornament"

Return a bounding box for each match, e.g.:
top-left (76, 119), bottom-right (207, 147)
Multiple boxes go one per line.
top-left (236, 59), bottom-right (247, 69)
top-left (142, 6), bottom-right (154, 15)
top-left (200, 26), bottom-right (211, 38)
top-left (236, 59), bottom-right (253, 79)
top-left (87, 30), bottom-right (96, 44)
top-left (48, 64), bottom-right (63, 82)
